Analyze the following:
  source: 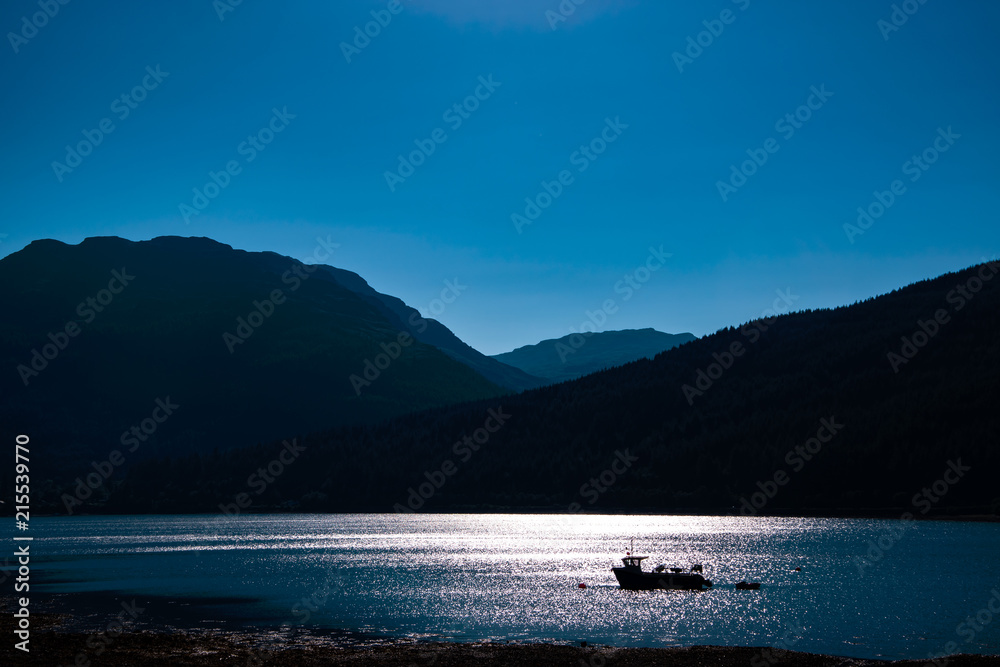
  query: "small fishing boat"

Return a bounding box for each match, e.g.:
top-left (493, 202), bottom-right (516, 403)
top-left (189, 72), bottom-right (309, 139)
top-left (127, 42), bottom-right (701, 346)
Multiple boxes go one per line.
top-left (612, 553), bottom-right (713, 591)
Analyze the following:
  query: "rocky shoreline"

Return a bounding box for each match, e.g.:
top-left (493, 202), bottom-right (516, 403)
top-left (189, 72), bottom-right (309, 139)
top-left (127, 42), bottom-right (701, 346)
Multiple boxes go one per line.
top-left (4, 618), bottom-right (1000, 667)
top-left (4, 599), bottom-right (999, 666)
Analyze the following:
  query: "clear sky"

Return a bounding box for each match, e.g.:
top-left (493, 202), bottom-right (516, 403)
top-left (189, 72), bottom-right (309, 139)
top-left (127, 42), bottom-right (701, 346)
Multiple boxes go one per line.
top-left (2, 0), bottom-right (998, 355)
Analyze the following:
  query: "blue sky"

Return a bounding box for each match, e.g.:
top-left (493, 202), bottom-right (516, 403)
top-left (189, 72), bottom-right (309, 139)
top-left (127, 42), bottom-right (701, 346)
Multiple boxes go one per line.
top-left (2, 0), bottom-right (998, 354)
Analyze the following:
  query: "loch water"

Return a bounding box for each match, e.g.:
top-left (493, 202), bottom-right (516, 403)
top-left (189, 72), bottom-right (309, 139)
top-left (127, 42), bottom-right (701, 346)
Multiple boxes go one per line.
top-left (25, 514), bottom-right (1000, 660)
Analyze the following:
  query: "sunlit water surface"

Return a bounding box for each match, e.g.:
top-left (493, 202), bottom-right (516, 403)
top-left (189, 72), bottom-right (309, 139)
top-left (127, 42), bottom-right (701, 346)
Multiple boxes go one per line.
top-left (24, 514), bottom-right (1000, 659)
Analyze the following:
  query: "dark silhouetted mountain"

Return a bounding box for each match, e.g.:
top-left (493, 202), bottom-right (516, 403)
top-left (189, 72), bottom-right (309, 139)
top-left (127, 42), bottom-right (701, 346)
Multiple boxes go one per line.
top-left (492, 328), bottom-right (696, 383)
top-left (0, 236), bottom-right (508, 487)
top-left (105, 261), bottom-right (1000, 517)
top-left (310, 264), bottom-right (544, 392)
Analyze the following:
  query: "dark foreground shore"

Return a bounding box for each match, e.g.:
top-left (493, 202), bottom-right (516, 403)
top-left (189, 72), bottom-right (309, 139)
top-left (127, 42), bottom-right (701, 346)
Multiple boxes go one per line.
top-left (4, 619), bottom-right (1000, 667)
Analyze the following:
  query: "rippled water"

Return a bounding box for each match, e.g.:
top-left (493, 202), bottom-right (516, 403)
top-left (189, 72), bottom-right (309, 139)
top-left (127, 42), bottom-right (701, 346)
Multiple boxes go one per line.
top-left (25, 514), bottom-right (1000, 659)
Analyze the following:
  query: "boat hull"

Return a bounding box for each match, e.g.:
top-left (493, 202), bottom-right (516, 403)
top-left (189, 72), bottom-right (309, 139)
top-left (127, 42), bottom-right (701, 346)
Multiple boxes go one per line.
top-left (612, 568), bottom-right (712, 591)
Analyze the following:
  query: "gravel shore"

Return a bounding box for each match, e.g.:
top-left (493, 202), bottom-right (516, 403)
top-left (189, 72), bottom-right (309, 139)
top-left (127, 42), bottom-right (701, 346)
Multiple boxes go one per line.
top-left (4, 618), bottom-right (1000, 667)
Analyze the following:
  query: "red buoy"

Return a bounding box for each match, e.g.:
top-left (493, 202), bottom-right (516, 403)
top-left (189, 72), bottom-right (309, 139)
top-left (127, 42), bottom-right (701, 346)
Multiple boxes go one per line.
top-left (578, 583), bottom-right (587, 589)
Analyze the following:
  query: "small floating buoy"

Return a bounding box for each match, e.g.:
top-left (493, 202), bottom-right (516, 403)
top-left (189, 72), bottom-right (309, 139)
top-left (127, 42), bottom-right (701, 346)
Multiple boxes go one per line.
top-left (578, 583), bottom-right (587, 589)
top-left (794, 567), bottom-right (801, 572)
top-left (735, 581), bottom-right (761, 590)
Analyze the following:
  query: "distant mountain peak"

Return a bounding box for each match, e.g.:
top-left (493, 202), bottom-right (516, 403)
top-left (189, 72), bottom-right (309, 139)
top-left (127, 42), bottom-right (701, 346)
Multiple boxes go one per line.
top-left (492, 328), bottom-right (697, 384)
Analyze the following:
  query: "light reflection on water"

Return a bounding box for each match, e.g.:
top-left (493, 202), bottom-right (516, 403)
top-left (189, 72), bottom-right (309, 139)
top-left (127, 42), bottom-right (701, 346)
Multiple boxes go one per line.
top-left (27, 514), bottom-right (1000, 659)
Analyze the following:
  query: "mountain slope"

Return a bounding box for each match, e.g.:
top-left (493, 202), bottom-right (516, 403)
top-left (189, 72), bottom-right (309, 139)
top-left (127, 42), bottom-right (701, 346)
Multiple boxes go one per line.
top-left (492, 328), bottom-right (696, 383)
top-left (106, 261), bottom-right (1000, 515)
top-left (311, 265), bottom-right (544, 392)
top-left (0, 236), bottom-right (505, 483)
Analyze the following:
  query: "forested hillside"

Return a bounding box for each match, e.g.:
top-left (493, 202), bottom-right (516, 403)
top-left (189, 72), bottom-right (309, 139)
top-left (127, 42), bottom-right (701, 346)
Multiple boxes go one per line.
top-left (101, 261), bottom-right (1000, 516)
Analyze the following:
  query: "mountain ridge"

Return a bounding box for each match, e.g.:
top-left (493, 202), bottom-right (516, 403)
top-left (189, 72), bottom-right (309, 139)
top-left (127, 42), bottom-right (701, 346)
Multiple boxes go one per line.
top-left (0, 235), bottom-right (515, 486)
top-left (310, 264), bottom-right (545, 392)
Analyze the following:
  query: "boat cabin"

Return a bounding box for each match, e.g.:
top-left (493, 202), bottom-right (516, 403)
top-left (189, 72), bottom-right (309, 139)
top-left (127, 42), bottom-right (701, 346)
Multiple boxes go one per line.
top-left (620, 555), bottom-right (648, 570)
